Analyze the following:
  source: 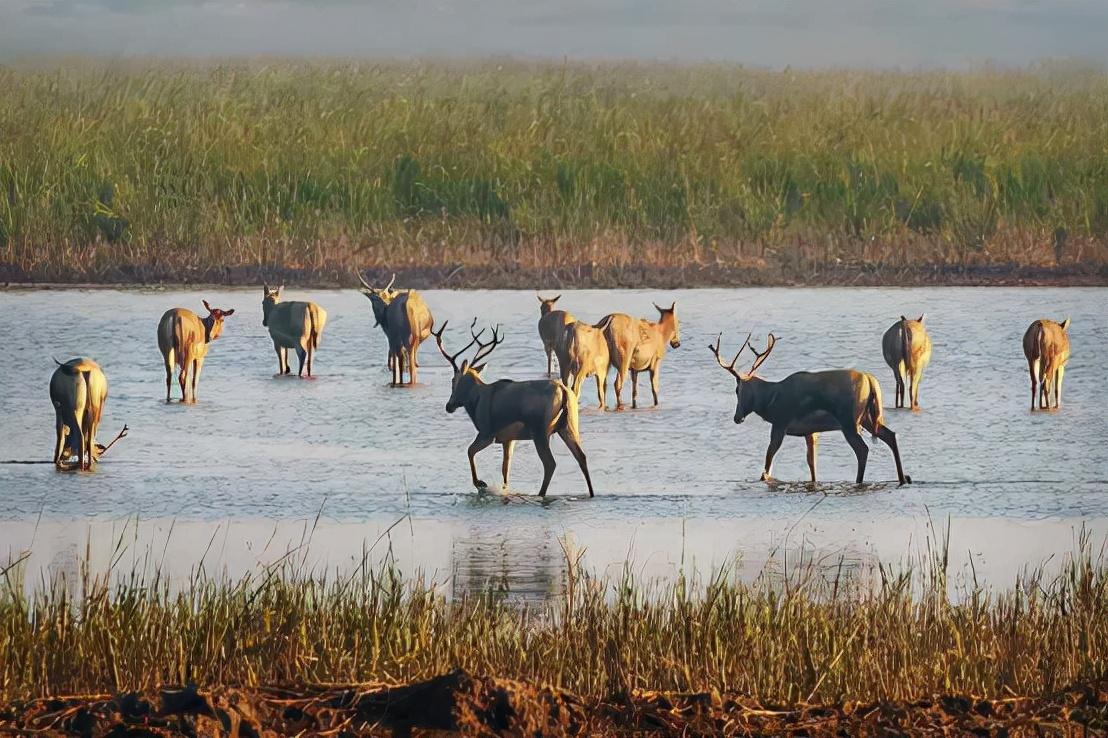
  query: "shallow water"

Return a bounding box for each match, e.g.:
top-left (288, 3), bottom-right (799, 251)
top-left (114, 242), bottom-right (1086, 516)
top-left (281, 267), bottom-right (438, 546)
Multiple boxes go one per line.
top-left (1, 287), bottom-right (1105, 595)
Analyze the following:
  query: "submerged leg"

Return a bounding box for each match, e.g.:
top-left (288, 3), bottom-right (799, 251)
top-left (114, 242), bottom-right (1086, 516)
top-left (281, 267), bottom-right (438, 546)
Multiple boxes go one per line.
top-left (296, 346), bottom-right (307, 378)
top-left (467, 435), bottom-right (494, 489)
top-left (1028, 360), bottom-right (1038, 411)
top-left (163, 350), bottom-right (175, 402)
top-left (842, 427), bottom-right (870, 484)
top-left (875, 425), bottom-right (910, 485)
top-left (53, 415), bottom-right (67, 468)
top-left (500, 440), bottom-right (515, 487)
top-left (805, 433), bottom-right (819, 483)
top-left (558, 428), bottom-right (594, 497)
top-left (761, 425), bottom-right (786, 481)
top-left (534, 434), bottom-right (557, 497)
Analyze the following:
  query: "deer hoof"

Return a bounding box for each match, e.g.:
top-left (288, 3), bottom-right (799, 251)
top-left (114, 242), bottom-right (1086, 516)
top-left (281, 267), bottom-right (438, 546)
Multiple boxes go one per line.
top-left (475, 480), bottom-right (489, 491)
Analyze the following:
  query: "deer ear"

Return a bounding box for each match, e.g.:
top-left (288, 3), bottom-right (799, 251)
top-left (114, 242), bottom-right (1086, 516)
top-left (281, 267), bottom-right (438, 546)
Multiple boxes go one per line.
top-left (1061, 318), bottom-right (1071, 331)
top-left (553, 295), bottom-right (561, 303)
top-left (917, 314), bottom-right (924, 323)
top-left (203, 299), bottom-right (213, 312)
top-left (222, 308), bottom-right (235, 317)
top-left (537, 295), bottom-right (544, 303)
top-left (900, 315), bottom-right (907, 322)
top-left (470, 362), bottom-right (487, 374)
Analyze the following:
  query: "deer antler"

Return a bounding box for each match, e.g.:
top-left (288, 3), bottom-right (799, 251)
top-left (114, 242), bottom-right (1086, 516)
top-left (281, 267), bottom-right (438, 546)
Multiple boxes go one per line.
top-left (432, 318), bottom-right (485, 370)
top-left (470, 323), bottom-right (504, 366)
top-left (384, 273), bottom-right (396, 292)
top-left (356, 271), bottom-right (374, 291)
top-left (748, 333), bottom-right (777, 375)
top-left (95, 424), bottom-right (129, 457)
top-left (709, 333), bottom-right (744, 379)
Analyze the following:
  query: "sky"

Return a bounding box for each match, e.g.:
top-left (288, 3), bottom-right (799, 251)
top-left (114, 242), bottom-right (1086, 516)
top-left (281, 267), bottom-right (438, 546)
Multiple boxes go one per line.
top-left (1, 0), bottom-right (1107, 68)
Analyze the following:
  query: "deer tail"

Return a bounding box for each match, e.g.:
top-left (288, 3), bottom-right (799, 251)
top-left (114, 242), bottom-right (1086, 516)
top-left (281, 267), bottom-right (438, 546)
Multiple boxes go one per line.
top-left (1036, 323), bottom-right (1049, 384)
top-left (866, 375), bottom-right (884, 442)
top-left (553, 380), bottom-right (581, 441)
top-left (899, 318), bottom-right (912, 377)
top-left (308, 306), bottom-right (320, 350)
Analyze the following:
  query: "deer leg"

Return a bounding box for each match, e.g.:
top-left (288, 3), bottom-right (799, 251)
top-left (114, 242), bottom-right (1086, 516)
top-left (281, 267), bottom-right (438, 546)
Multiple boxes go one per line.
top-left (630, 369), bottom-right (640, 409)
top-left (649, 366), bottom-right (660, 406)
top-left (874, 425), bottom-right (910, 486)
top-left (1028, 360), bottom-right (1038, 411)
top-left (191, 358), bottom-right (203, 403)
top-left (1055, 366), bottom-right (1065, 408)
top-left (558, 428), bottom-right (595, 498)
top-left (163, 350), bottom-right (175, 402)
top-left (842, 427), bottom-right (870, 484)
top-left (54, 414), bottom-right (67, 469)
top-left (500, 440), bottom-right (515, 488)
top-left (595, 370), bottom-right (606, 410)
top-left (306, 343), bottom-right (315, 378)
top-left (910, 369), bottom-right (922, 410)
top-left (296, 346), bottom-right (308, 378)
top-left (761, 425), bottom-right (786, 481)
top-left (612, 354), bottom-right (629, 410)
top-left (410, 346), bottom-right (418, 384)
top-left (468, 435), bottom-right (493, 490)
top-left (534, 434), bottom-right (557, 497)
top-left (274, 343), bottom-right (286, 375)
top-left (546, 345), bottom-right (554, 375)
top-left (805, 434), bottom-right (819, 483)
top-left (178, 362), bottom-right (189, 400)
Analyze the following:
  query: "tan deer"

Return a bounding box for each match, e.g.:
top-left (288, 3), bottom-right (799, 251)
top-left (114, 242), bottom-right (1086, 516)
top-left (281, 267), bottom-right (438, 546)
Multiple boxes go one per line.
top-left (1023, 318), bottom-right (1071, 410)
top-left (710, 333), bottom-right (910, 486)
top-left (882, 315), bottom-right (932, 410)
top-left (50, 357), bottom-right (108, 471)
top-left (557, 319), bottom-right (612, 409)
top-left (433, 319), bottom-right (595, 497)
top-left (599, 303), bottom-right (681, 409)
top-left (359, 273), bottom-right (433, 385)
top-left (537, 295), bottom-right (575, 375)
top-left (157, 300), bottom-right (235, 403)
top-left (261, 285), bottom-right (328, 377)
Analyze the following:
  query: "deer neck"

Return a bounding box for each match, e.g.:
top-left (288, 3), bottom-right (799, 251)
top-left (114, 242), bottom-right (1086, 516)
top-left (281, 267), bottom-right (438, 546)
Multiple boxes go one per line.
top-left (201, 314), bottom-right (217, 343)
top-left (744, 376), bottom-right (777, 421)
top-left (461, 375), bottom-right (490, 425)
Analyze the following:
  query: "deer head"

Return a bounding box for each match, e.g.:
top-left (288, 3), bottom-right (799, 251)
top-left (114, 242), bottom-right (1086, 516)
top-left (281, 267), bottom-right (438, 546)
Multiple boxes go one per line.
top-left (654, 302), bottom-right (681, 348)
top-left (261, 284), bottom-right (283, 327)
top-left (537, 294), bottom-right (562, 316)
top-left (201, 299), bottom-right (235, 341)
top-left (432, 318), bottom-right (504, 413)
top-left (359, 272), bottom-right (398, 326)
top-left (709, 332), bottom-right (777, 423)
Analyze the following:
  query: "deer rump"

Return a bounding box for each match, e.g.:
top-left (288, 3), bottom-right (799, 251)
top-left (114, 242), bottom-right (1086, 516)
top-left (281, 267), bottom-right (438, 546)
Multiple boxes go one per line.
top-left (385, 291), bottom-right (433, 359)
top-left (467, 379), bottom-right (578, 443)
top-left (50, 358), bottom-right (107, 466)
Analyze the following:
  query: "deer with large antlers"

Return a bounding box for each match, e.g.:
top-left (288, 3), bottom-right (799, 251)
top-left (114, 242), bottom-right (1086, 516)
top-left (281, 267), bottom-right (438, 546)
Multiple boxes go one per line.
top-left (157, 300), bottom-right (235, 403)
top-left (359, 272), bottom-right (434, 385)
top-left (710, 333), bottom-right (910, 485)
top-left (433, 319), bottom-right (595, 497)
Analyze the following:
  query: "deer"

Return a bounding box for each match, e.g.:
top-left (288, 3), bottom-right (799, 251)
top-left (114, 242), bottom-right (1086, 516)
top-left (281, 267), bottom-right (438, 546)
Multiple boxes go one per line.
top-left (557, 319), bottom-right (612, 409)
top-left (599, 302), bottom-right (681, 409)
top-left (50, 357), bottom-right (108, 471)
top-left (359, 272), bottom-right (434, 386)
top-left (261, 285), bottom-right (328, 377)
top-left (432, 319), bottom-right (595, 497)
top-left (1023, 318), bottom-right (1071, 410)
top-left (537, 295), bottom-right (576, 375)
top-left (710, 333), bottom-right (910, 486)
top-left (881, 315), bottom-right (932, 410)
top-left (156, 300), bottom-right (235, 403)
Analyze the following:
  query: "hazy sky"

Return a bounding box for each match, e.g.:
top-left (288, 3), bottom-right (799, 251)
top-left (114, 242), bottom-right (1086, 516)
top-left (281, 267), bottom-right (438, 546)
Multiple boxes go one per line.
top-left (1, 0), bottom-right (1106, 68)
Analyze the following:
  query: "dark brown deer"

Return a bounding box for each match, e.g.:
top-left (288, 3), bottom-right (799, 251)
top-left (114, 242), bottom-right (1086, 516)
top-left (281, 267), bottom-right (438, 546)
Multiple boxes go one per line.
top-left (1023, 318), bottom-right (1071, 410)
top-left (433, 319), bottom-right (595, 497)
top-left (710, 333), bottom-right (910, 486)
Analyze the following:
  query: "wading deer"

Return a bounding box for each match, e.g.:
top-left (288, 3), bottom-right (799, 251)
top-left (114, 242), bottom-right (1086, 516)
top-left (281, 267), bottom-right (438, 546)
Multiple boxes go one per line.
top-left (557, 319), bottom-right (611, 409)
top-left (710, 333), bottom-right (910, 486)
top-left (433, 320), bottom-right (595, 497)
top-left (157, 301), bottom-right (235, 403)
top-left (1023, 318), bottom-right (1071, 410)
top-left (537, 295), bottom-right (575, 375)
top-left (261, 285), bottom-right (327, 377)
top-left (882, 315), bottom-right (932, 410)
top-left (359, 273), bottom-right (433, 385)
top-left (50, 357), bottom-right (108, 471)
top-left (599, 303), bottom-right (681, 409)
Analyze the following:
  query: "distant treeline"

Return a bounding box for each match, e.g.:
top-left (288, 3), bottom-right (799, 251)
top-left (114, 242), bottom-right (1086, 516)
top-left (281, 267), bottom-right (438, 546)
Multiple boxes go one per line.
top-left (1, 59), bottom-right (1107, 284)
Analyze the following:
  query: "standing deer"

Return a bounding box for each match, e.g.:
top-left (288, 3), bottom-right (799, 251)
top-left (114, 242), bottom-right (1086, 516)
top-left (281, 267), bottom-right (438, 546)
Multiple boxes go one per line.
top-left (537, 295), bottom-right (575, 375)
top-left (882, 315), bottom-right (932, 410)
top-left (1023, 318), bottom-right (1071, 410)
top-left (557, 319), bottom-right (612, 409)
top-left (710, 333), bottom-right (910, 486)
top-left (359, 273), bottom-right (434, 386)
top-left (50, 357), bottom-right (108, 471)
top-left (433, 320), bottom-right (595, 497)
top-left (261, 285), bottom-right (328, 377)
top-left (358, 273), bottom-right (399, 371)
top-left (157, 300), bottom-right (235, 403)
top-left (599, 302), bottom-right (681, 409)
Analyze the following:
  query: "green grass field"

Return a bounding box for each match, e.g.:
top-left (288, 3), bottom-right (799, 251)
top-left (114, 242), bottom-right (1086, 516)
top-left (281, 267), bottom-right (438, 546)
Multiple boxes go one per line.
top-left (2, 59), bottom-right (1107, 283)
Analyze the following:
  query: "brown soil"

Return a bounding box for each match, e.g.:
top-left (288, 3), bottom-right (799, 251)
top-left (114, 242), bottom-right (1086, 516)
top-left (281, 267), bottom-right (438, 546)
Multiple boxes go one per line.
top-left (2, 262), bottom-right (1106, 290)
top-left (2, 670), bottom-right (1105, 737)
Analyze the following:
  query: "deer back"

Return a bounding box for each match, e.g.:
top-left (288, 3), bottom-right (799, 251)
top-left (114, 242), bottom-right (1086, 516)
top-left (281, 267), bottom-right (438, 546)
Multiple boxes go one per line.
top-left (1024, 319), bottom-right (1070, 370)
top-left (157, 308), bottom-right (208, 363)
top-left (565, 321), bottom-right (609, 373)
top-left (50, 358), bottom-right (107, 425)
top-left (467, 377), bottom-right (566, 439)
top-left (267, 301), bottom-right (317, 347)
top-left (882, 317), bottom-right (931, 372)
top-left (540, 310), bottom-right (576, 347)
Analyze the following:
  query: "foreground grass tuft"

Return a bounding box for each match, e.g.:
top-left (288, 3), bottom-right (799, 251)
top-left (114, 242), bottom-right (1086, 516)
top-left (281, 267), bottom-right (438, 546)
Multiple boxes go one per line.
top-left (1, 537), bottom-right (1105, 704)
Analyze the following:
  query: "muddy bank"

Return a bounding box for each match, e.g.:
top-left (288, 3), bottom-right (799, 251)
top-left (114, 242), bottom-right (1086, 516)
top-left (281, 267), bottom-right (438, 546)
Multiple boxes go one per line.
top-left (2, 261), bottom-right (1106, 290)
top-left (3, 670), bottom-right (1105, 737)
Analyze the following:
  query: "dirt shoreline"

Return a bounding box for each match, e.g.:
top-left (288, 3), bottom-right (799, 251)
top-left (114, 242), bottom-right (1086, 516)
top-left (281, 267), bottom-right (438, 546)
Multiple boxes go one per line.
top-left (2, 670), bottom-right (1104, 737)
top-left (2, 262), bottom-right (1106, 290)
